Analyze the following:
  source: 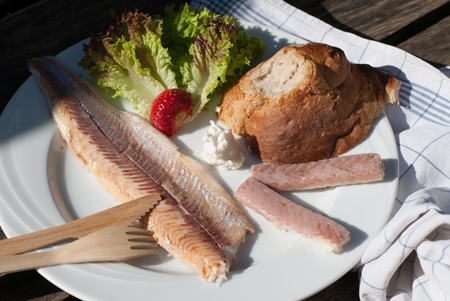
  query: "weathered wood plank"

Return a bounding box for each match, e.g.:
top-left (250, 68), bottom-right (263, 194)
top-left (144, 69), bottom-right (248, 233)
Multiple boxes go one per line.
top-left (398, 15), bottom-right (450, 67)
top-left (0, 0), bottom-right (186, 113)
top-left (288, 0), bottom-right (450, 41)
top-left (0, 270), bottom-right (73, 300)
top-left (285, 0), bottom-right (450, 66)
top-left (1, 1), bottom-right (449, 301)
top-left (0, 0), bottom-right (40, 17)
top-left (305, 271), bottom-right (360, 300)
top-left (323, 0), bottom-right (450, 40)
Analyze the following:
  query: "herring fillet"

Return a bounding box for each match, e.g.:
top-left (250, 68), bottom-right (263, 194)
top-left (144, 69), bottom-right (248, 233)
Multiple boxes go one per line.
top-left (251, 153), bottom-right (385, 191)
top-left (235, 177), bottom-right (351, 253)
top-left (28, 56), bottom-right (253, 283)
top-left (143, 199), bottom-right (229, 283)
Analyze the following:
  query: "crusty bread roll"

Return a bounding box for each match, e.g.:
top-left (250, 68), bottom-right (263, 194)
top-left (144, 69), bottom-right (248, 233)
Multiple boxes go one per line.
top-left (218, 43), bottom-right (400, 164)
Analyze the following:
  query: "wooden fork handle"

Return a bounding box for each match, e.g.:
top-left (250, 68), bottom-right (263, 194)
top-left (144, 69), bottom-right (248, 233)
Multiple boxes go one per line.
top-left (0, 194), bottom-right (161, 256)
top-left (0, 244), bottom-right (114, 274)
top-left (0, 222), bottom-right (80, 257)
top-left (0, 228), bottom-right (159, 274)
top-left (0, 250), bottom-right (63, 274)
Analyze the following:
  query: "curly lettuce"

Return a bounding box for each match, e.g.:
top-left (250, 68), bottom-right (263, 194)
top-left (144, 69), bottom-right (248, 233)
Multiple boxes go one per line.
top-left (79, 4), bottom-right (266, 122)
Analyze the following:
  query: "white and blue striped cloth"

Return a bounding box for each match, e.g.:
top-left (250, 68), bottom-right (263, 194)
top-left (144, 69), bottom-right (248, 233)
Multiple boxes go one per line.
top-left (191, 0), bottom-right (450, 299)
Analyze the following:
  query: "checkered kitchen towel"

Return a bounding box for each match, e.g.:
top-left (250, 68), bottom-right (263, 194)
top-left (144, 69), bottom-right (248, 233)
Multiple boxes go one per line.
top-left (191, 0), bottom-right (450, 299)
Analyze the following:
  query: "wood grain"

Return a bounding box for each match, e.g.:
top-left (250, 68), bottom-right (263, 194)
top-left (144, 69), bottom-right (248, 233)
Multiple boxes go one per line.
top-left (0, 194), bottom-right (160, 257)
top-left (398, 14), bottom-right (450, 67)
top-left (323, 0), bottom-right (450, 40)
top-left (287, 0), bottom-right (450, 67)
top-left (0, 0), bottom-right (186, 114)
top-left (0, 227), bottom-right (157, 275)
top-left (2, 0), bottom-right (450, 300)
top-left (289, 0), bottom-right (450, 41)
top-left (1, 270), bottom-right (74, 300)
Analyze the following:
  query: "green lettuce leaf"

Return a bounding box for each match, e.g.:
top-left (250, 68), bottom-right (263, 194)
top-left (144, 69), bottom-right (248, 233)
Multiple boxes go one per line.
top-left (181, 17), bottom-right (237, 119)
top-left (80, 4), bottom-right (266, 124)
top-left (80, 11), bottom-right (178, 117)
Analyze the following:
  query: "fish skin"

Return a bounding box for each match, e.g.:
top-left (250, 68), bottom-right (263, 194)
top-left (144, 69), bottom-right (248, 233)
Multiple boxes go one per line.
top-left (235, 177), bottom-right (350, 253)
top-left (251, 153), bottom-right (385, 191)
top-left (28, 57), bottom-right (159, 202)
top-left (100, 111), bottom-right (254, 248)
top-left (61, 64), bottom-right (254, 248)
top-left (28, 56), bottom-right (253, 283)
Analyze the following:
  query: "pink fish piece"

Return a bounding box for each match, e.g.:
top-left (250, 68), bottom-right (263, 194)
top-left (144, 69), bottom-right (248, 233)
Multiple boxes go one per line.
top-left (234, 177), bottom-right (351, 253)
top-left (251, 153), bottom-right (385, 191)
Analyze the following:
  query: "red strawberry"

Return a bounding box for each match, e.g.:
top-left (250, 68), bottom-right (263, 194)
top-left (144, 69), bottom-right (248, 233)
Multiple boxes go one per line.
top-left (150, 89), bottom-right (194, 137)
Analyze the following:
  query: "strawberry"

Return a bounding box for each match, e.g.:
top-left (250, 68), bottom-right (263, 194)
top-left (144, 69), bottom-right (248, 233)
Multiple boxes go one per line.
top-left (150, 89), bottom-right (194, 137)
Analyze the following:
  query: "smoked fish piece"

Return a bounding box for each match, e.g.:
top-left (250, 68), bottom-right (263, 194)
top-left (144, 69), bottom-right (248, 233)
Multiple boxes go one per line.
top-left (28, 56), bottom-right (253, 283)
top-left (143, 199), bottom-right (229, 283)
top-left (235, 177), bottom-right (350, 253)
top-left (251, 153), bottom-right (385, 191)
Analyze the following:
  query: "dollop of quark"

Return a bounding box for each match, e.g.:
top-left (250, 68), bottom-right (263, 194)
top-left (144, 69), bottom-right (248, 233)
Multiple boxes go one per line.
top-left (202, 120), bottom-right (245, 170)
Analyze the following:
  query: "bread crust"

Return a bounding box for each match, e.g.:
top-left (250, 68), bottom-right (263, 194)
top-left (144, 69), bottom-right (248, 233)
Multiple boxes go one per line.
top-left (218, 43), bottom-right (400, 164)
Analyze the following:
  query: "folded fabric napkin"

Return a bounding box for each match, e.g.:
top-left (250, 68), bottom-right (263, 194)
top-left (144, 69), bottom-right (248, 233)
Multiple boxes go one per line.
top-left (191, 0), bottom-right (450, 299)
top-left (360, 187), bottom-right (450, 300)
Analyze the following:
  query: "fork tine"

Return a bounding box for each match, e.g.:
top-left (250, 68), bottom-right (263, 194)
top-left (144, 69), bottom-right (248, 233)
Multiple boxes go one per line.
top-left (125, 228), bottom-right (159, 251)
top-left (128, 237), bottom-right (156, 243)
top-left (130, 243), bottom-right (158, 250)
top-left (125, 227), bottom-right (151, 234)
top-left (126, 229), bottom-right (155, 237)
top-left (0, 226), bottom-right (160, 273)
top-left (112, 226), bottom-right (159, 259)
top-left (124, 248), bottom-right (159, 258)
top-left (126, 228), bottom-right (157, 243)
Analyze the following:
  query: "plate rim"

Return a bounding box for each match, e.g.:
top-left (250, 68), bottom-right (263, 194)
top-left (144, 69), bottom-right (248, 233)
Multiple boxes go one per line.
top-left (0, 20), bottom-right (399, 301)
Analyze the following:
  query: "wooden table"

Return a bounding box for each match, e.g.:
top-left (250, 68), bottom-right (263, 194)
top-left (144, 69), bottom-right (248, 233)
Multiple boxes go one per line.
top-left (1, 0), bottom-right (449, 300)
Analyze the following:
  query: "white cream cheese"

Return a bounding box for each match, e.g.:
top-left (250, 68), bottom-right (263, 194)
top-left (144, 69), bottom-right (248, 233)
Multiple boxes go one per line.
top-left (202, 120), bottom-right (245, 170)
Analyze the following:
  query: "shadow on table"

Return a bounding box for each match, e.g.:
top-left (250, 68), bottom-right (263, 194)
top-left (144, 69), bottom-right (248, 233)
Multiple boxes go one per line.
top-left (0, 270), bottom-right (80, 301)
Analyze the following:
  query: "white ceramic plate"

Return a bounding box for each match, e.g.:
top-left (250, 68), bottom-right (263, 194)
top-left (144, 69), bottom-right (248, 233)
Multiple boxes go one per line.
top-left (0, 21), bottom-right (398, 301)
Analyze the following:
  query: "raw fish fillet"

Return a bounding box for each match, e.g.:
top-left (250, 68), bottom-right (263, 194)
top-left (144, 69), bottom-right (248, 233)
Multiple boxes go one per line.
top-left (251, 153), bottom-right (384, 191)
top-left (28, 56), bottom-right (254, 283)
top-left (234, 177), bottom-right (350, 253)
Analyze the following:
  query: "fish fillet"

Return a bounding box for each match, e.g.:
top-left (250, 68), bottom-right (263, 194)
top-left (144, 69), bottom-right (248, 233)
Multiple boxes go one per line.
top-left (234, 177), bottom-right (350, 253)
top-left (28, 56), bottom-right (254, 283)
top-left (251, 153), bottom-right (385, 191)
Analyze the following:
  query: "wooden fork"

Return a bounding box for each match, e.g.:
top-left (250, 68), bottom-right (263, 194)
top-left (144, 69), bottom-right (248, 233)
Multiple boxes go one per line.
top-left (0, 226), bottom-right (158, 274)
